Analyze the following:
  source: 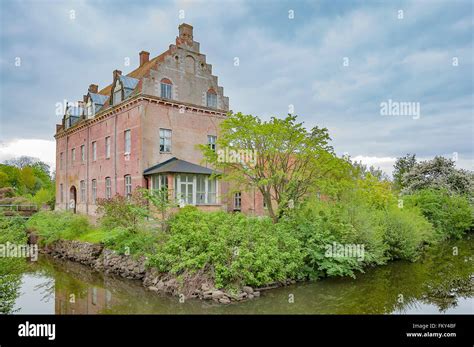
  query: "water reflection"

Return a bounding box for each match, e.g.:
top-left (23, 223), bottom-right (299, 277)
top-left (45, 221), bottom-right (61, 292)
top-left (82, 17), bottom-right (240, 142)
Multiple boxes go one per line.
top-left (11, 238), bottom-right (474, 315)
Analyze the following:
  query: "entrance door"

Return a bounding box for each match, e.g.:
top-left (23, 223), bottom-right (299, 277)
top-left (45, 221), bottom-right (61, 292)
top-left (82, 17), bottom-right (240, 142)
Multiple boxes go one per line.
top-left (178, 174), bottom-right (194, 205)
top-left (69, 186), bottom-right (77, 213)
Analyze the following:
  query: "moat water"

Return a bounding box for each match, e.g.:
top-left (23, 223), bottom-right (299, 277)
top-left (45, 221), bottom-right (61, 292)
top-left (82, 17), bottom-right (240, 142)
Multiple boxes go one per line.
top-left (10, 238), bottom-right (474, 314)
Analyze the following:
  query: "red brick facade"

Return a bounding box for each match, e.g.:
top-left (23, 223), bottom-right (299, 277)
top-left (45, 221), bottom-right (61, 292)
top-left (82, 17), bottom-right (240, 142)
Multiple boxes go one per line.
top-left (55, 24), bottom-right (267, 217)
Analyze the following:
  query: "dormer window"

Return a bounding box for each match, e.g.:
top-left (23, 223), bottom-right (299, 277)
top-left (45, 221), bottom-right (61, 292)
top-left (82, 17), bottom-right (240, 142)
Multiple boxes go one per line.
top-left (86, 100), bottom-right (93, 118)
top-left (113, 83), bottom-right (122, 105)
top-left (160, 78), bottom-right (172, 99)
top-left (206, 88), bottom-right (217, 108)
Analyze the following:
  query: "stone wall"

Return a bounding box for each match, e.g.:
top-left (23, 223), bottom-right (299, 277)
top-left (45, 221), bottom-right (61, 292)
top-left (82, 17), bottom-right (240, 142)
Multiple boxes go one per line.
top-left (41, 239), bottom-right (260, 304)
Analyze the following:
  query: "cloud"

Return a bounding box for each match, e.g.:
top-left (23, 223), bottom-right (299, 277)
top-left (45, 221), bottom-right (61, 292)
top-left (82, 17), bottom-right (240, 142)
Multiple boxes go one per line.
top-left (0, 0), bottom-right (472, 178)
top-left (0, 139), bottom-right (56, 169)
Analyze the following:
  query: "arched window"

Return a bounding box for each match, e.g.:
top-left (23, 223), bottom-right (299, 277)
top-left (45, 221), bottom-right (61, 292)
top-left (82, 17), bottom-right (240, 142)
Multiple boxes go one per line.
top-left (160, 78), bottom-right (172, 99)
top-left (206, 88), bottom-right (217, 108)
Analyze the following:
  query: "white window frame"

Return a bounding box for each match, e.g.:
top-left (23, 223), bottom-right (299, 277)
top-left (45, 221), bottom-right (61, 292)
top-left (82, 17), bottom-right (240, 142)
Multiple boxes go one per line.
top-left (124, 130), bottom-right (131, 154)
top-left (207, 135), bottom-right (217, 151)
top-left (125, 175), bottom-right (132, 197)
top-left (91, 179), bottom-right (97, 203)
top-left (151, 174), bottom-right (168, 192)
top-left (81, 145), bottom-right (85, 162)
top-left (159, 129), bottom-right (172, 153)
top-left (175, 174), bottom-right (218, 206)
top-left (113, 83), bottom-right (122, 105)
top-left (160, 82), bottom-right (172, 99)
top-left (71, 148), bottom-right (76, 163)
top-left (105, 177), bottom-right (112, 199)
top-left (105, 136), bottom-right (111, 159)
top-left (80, 180), bottom-right (86, 203)
top-left (207, 91), bottom-right (217, 108)
top-left (234, 192), bottom-right (242, 210)
top-left (92, 141), bottom-right (97, 161)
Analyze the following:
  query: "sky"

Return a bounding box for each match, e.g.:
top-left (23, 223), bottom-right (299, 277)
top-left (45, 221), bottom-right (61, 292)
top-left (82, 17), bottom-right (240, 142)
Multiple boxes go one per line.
top-left (0, 0), bottom-right (473, 175)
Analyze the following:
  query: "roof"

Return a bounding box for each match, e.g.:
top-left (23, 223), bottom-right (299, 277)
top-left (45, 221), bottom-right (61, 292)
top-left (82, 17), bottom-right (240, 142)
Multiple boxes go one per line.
top-left (143, 157), bottom-right (219, 175)
top-left (67, 106), bottom-right (83, 116)
top-left (120, 75), bottom-right (139, 90)
top-left (89, 93), bottom-right (108, 105)
top-left (98, 50), bottom-right (170, 96)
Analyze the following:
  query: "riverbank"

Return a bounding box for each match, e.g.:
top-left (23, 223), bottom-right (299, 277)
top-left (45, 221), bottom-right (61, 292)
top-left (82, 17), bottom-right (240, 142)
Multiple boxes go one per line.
top-left (40, 239), bottom-right (264, 304)
top-left (14, 237), bottom-right (474, 314)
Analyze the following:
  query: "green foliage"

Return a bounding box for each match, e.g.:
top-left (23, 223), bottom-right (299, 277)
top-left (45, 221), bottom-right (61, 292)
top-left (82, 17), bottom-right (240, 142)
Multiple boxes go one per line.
top-left (200, 112), bottom-right (337, 222)
top-left (393, 154), bottom-right (417, 191)
top-left (0, 216), bottom-right (28, 314)
top-left (31, 187), bottom-right (55, 209)
top-left (401, 156), bottom-right (473, 196)
top-left (0, 157), bottom-right (55, 207)
top-left (96, 190), bottom-right (148, 233)
top-left (139, 187), bottom-right (176, 231)
top-left (403, 189), bottom-right (473, 239)
top-left (27, 210), bottom-right (91, 245)
top-left (148, 208), bottom-right (304, 288)
top-left (100, 226), bottom-right (161, 256)
top-left (380, 207), bottom-right (435, 261)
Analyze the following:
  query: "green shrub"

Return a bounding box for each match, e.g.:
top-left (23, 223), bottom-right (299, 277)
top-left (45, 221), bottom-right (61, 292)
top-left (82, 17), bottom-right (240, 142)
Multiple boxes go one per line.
top-left (0, 215), bottom-right (28, 314)
top-left (96, 191), bottom-right (148, 233)
top-left (27, 211), bottom-right (91, 245)
top-left (148, 208), bottom-right (304, 289)
top-left (283, 198), bottom-right (389, 279)
top-left (101, 226), bottom-right (161, 256)
top-left (403, 189), bottom-right (473, 239)
top-left (379, 207), bottom-right (435, 261)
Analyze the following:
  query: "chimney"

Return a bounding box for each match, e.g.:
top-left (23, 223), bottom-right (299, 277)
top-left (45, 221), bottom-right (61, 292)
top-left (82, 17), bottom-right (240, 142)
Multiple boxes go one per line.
top-left (139, 51), bottom-right (150, 66)
top-left (178, 23), bottom-right (193, 43)
top-left (88, 84), bottom-right (98, 93)
top-left (113, 70), bottom-right (122, 80)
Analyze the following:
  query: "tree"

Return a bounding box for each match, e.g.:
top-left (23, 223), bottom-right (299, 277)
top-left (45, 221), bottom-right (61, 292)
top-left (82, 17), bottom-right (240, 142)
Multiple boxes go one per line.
top-left (4, 156), bottom-right (49, 172)
top-left (140, 188), bottom-right (176, 231)
top-left (401, 156), bottom-right (473, 196)
top-left (201, 112), bottom-right (337, 223)
top-left (393, 154), bottom-right (417, 191)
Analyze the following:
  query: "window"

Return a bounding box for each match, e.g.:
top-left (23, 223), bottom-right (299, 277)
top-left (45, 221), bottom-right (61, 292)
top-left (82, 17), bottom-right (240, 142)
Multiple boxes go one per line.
top-left (234, 192), bottom-right (242, 210)
top-left (60, 152), bottom-right (64, 170)
top-left (124, 130), bottom-right (131, 154)
top-left (80, 180), bottom-right (86, 203)
top-left (196, 175), bottom-right (206, 204)
top-left (175, 174), bottom-right (217, 205)
top-left (86, 101), bottom-right (93, 118)
top-left (160, 78), bottom-right (172, 99)
top-left (91, 179), bottom-right (97, 203)
top-left (105, 177), bottom-right (112, 199)
top-left (124, 175), bottom-right (132, 197)
top-left (152, 174), bottom-right (168, 191)
top-left (71, 148), bottom-right (76, 163)
top-left (60, 183), bottom-right (64, 203)
top-left (208, 178), bottom-right (217, 204)
top-left (92, 142), bottom-right (97, 161)
top-left (113, 83), bottom-right (122, 105)
top-left (159, 129), bottom-right (172, 152)
top-left (81, 145), bottom-right (85, 162)
top-left (206, 89), bottom-right (217, 108)
top-left (207, 135), bottom-right (217, 151)
top-left (105, 137), bottom-right (111, 159)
